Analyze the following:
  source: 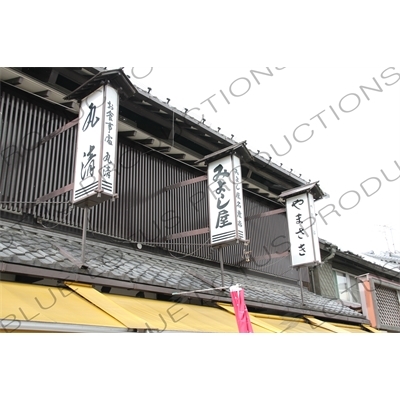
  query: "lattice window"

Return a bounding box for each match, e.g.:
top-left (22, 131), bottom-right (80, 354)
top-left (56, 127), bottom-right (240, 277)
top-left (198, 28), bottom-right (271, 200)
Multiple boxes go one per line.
top-left (375, 285), bottom-right (400, 328)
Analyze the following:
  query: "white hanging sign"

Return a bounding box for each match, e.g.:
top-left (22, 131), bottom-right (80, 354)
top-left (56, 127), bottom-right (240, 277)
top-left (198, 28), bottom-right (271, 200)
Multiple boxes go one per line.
top-left (286, 192), bottom-right (321, 267)
top-left (72, 84), bottom-right (119, 207)
top-left (207, 154), bottom-right (246, 246)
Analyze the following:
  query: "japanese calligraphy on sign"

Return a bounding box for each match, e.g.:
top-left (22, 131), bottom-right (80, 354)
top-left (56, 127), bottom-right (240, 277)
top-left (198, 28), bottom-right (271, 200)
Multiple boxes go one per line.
top-left (81, 145), bottom-right (96, 180)
top-left (285, 192), bottom-right (321, 267)
top-left (72, 85), bottom-right (119, 206)
top-left (100, 85), bottom-right (118, 195)
top-left (207, 155), bottom-right (246, 246)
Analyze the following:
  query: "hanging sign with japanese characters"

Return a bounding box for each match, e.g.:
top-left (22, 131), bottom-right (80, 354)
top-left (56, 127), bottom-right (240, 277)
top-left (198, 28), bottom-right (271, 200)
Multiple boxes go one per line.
top-left (72, 84), bottom-right (119, 207)
top-left (286, 192), bottom-right (321, 267)
top-left (101, 85), bottom-right (118, 195)
top-left (208, 154), bottom-right (246, 246)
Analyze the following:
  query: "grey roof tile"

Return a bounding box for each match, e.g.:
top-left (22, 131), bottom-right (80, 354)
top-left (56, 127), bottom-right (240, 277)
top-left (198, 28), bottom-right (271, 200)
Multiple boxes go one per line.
top-left (9, 246), bottom-right (28, 255)
top-left (0, 220), bottom-right (366, 320)
top-left (16, 253), bottom-right (38, 263)
top-left (40, 256), bottom-right (58, 265)
top-left (89, 267), bottom-right (107, 278)
top-left (0, 248), bottom-right (14, 259)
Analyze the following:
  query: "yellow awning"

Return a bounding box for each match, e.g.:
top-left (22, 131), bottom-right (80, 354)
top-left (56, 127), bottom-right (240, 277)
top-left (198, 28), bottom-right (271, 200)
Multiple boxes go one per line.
top-left (103, 292), bottom-right (269, 333)
top-left (0, 281), bottom-right (383, 333)
top-left (1, 281), bottom-right (267, 333)
top-left (65, 282), bottom-right (151, 330)
top-left (0, 281), bottom-right (126, 332)
top-left (217, 302), bottom-right (379, 333)
top-left (361, 324), bottom-right (386, 333)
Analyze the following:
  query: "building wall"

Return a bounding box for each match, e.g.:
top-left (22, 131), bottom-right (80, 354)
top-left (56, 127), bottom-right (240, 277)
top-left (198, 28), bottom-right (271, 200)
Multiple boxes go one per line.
top-left (358, 275), bottom-right (400, 332)
top-left (0, 82), bottom-right (303, 282)
top-left (313, 261), bottom-right (337, 298)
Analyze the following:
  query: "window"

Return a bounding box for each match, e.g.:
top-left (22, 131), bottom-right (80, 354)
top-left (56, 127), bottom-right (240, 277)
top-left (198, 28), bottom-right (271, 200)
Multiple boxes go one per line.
top-left (334, 270), bottom-right (361, 304)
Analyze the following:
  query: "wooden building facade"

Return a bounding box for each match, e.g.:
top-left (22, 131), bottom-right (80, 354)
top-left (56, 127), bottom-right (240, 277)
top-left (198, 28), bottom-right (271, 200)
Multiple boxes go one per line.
top-left (0, 67), bottom-right (385, 333)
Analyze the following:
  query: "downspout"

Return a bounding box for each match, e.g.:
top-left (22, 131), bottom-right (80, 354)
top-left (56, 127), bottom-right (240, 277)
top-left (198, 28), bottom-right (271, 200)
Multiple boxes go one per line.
top-left (323, 245), bottom-right (338, 263)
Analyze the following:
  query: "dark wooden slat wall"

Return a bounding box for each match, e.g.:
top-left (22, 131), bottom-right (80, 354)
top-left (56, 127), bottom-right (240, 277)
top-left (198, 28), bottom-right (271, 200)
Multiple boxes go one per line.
top-left (0, 85), bottom-right (300, 281)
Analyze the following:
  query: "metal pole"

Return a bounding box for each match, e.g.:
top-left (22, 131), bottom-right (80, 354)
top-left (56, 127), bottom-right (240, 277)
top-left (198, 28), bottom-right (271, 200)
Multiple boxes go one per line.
top-left (298, 267), bottom-right (305, 306)
top-left (219, 247), bottom-right (225, 288)
top-left (172, 286), bottom-right (229, 296)
top-left (82, 207), bottom-right (88, 264)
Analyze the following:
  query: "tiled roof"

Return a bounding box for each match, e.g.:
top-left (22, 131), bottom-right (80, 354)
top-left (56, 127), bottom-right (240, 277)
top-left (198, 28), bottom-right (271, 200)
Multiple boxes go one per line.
top-left (363, 251), bottom-right (400, 266)
top-left (0, 220), bottom-right (364, 319)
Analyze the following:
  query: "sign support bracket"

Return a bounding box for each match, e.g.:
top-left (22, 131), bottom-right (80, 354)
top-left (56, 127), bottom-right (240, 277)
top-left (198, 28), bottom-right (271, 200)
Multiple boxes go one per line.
top-left (218, 247), bottom-right (225, 288)
top-left (81, 207), bottom-right (88, 264)
top-left (298, 266), bottom-right (305, 306)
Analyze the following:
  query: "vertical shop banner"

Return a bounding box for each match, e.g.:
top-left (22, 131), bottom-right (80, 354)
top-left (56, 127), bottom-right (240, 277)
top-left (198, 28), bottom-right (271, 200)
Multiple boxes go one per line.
top-left (230, 285), bottom-right (253, 333)
top-left (72, 85), bottom-right (119, 206)
top-left (286, 192), bottom-right (321, 267)
top-left (100, 85), bottom-right (119, 195)
top-left (208, 155), bottom-right (246, 246)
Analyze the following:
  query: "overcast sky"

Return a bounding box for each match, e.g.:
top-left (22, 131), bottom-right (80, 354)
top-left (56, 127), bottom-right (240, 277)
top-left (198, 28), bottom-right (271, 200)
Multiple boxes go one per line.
top-left (3, 0), bottom-right (400, 388)
top-left (117, 67), bottom-right (400, 256)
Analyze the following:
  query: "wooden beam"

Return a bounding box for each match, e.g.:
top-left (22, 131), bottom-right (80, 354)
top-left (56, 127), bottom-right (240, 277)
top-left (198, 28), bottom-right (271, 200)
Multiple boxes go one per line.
top-left (135, 139), bottom-right (154, 145)
top-left (157, 147), bottom-right (171, 153)
top-left (41, 118), bottom-right (79, 144)
top-left (164, 227), bottom-right (210, 241)
top-left (120, 99), bottom-right (219, 154)
top-left (61, 101), bottom-right (75, 108)
top-left (35, 183), bottom-right (74, 204)
top-left (5, 77), bottom-right (23, 85)
top-left (35, 90), bottom-right (50, 98)
top-left (252, 251), bottom-right (290, 262)
top-left (246, 208), bottom-right (286, 221)
top-left (163, 175), bottom-right (207, 191)
top-left (170, 153), bottom-right (186, 160)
